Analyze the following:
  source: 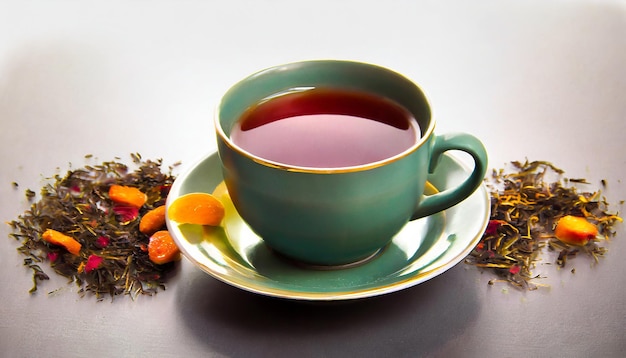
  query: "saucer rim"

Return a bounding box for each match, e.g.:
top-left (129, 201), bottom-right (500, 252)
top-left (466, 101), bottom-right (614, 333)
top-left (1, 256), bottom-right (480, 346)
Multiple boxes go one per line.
top-left (166, 152), bottom-right (490, 301)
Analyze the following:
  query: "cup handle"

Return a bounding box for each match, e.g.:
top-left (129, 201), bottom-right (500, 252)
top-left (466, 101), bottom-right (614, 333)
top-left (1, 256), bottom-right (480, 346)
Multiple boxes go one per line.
top-left (410, 132), bottom-right (488, 220)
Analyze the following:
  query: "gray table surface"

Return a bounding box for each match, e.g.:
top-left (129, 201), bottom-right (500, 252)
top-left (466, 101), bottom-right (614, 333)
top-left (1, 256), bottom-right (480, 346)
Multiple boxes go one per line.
top-left (1, 1), bottom-right (625, 357)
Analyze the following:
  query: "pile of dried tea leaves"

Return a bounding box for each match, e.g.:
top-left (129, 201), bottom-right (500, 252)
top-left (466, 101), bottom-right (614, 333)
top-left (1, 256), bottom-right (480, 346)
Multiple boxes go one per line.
top-left (8, 153), bottom-right (180, 300)
top-left (465, 160), bottom-right (623, 290)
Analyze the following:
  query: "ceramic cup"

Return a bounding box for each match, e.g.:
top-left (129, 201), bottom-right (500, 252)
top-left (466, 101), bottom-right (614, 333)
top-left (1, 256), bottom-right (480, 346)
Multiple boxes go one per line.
top-left (215, 60), bottom-right (488, 266)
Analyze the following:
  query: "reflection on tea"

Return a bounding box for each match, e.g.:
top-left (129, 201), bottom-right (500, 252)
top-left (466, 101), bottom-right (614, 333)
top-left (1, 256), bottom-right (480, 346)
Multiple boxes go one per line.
top-left (230, 88), bottom-right (420, 168)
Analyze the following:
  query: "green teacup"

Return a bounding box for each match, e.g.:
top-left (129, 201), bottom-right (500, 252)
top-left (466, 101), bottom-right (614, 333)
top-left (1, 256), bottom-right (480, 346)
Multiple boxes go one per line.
top-left (215, 60), bottom-right (487, 266)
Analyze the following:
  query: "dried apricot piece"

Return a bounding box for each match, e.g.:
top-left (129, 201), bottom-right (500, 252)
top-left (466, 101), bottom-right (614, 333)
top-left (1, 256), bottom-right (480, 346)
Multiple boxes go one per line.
top-left (42, 229), bottom-right (81, 255)
top-left (109, 184), bottom-right (147, 208)
top-left (168, 193), bottom-right (225, 226)
top-left (554, 215), bottom-right (598, 246)
top-left (139, 206), bottom-right (166, 235)
top-left (148, 230), bottom-right (180, 264)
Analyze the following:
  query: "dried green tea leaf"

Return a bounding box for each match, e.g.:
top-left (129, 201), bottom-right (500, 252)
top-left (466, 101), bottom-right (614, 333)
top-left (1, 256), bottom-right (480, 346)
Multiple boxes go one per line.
top-left (465, 160), bottom-right (622, 290)
top-left (8, 154), bottom-right (179, 300)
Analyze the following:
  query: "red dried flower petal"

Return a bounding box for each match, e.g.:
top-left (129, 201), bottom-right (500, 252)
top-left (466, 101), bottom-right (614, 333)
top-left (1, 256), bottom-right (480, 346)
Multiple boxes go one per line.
top-left (96, 236), bottom-right (110, 248)
top-left (485, 220), bottom-right (503, 236)
top-left (113, 205), bottom-right (139, 222)
top-left (509, 265), bottom-right (521, 275)
top-left (85, 255), bottom-right (104, 273)
top-left (47, 252), bottom-right (59, 262)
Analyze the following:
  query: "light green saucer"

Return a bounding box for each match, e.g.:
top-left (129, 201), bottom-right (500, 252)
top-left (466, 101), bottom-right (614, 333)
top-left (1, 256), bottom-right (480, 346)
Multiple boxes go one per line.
top-left (165, 152), bottom-right (490, 301)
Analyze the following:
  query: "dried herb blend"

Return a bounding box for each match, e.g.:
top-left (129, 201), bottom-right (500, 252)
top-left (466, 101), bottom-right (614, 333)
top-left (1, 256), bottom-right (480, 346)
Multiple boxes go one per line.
top-left (8, 154), bottom-right (179, 299)
top-left (466, 160), bottom-right (622, 290)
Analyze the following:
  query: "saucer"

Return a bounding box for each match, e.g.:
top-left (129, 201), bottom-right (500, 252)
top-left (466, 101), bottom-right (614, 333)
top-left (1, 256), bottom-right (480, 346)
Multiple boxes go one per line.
top-left (166, 152), bottom-right (490, 301)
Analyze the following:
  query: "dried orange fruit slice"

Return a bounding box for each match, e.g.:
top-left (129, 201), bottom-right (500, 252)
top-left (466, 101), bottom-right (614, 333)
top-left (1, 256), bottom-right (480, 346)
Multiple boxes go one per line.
top-left (148, 230), bottom-right (180, 264)
top-left (554, 215), bottom-right (598, 246)
top-left (139, 206), bottom-right (167, 235)
top-left (42, 229), bottom-right (82, 255)
top-left (108, 184), bottom-right (147, 208)
top-left (168, 193), bottom-right (225, 226)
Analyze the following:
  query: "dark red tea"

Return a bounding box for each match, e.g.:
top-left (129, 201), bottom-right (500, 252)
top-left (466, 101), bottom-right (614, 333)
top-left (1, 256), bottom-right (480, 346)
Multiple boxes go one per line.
top-left (230, 87), bottom-right (420, 168)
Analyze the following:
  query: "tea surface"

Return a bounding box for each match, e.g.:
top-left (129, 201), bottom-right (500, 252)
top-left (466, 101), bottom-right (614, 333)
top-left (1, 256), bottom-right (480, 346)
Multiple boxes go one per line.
top-left (231, 88), bottom-right (420, 168)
